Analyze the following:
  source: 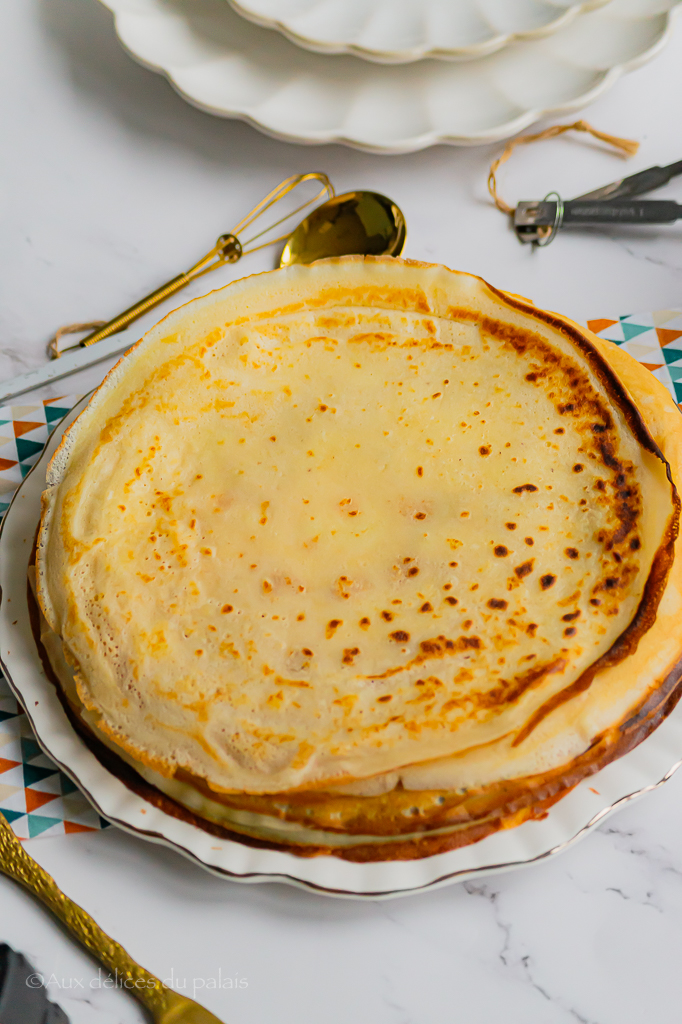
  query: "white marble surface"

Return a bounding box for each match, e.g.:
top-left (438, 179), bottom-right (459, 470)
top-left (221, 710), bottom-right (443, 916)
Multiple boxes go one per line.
top-left (3, 1), bottom-right (682, 1021)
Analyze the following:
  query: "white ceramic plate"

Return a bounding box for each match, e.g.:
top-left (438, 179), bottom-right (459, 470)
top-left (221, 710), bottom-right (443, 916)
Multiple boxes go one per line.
top-left (98, 0), bottom-right (681, 152)
top-left (225, 0), bottom-right (611, 64)
top-left (2, 397), bottom-right (682, 898)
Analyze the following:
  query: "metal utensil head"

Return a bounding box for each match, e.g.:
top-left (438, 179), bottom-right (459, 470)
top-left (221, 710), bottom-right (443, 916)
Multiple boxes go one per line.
top-left (279, 190), bottom-right (406, 267)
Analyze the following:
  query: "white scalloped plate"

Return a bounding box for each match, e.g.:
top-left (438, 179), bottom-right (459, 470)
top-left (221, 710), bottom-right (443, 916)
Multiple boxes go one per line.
top-left (2, 396), bottom-right (682, 898)
top-left (98, 0), bottom-right (681, 152)
top-left (225, 0), bottom-right (611, 65)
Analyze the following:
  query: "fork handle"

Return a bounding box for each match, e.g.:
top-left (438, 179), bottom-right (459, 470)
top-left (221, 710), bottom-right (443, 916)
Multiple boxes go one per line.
top-left (0, 811), bottom-right (186, 1021)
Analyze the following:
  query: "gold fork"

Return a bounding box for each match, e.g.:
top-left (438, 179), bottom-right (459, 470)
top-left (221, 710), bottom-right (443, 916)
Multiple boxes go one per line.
top-left (0, 811), bottom-right (224, 1023)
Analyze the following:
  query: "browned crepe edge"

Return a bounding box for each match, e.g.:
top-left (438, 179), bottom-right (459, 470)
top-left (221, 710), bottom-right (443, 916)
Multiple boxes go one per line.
top-left (35, 259), bottom-right (680, 796)
top-left (28, 566), bottom-right (682, 861)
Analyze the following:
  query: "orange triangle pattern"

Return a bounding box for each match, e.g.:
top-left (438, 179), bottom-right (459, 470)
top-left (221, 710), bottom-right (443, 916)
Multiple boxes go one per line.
top-left (13, 420), bottom-right (44, 438)
top-left (587, 319), bottom-right (618, 334)
top-left (25, 789), bottom-right (59, 812)
top-left (0, 458), bottom-right (18, 471)
top-left (0, 758), bottom-right (20, 773)
top-left (63, 820), bottom-right (96, 834)
top-left (656, 328), bottom-right (682, 346)
top-left (641, 362), bottom-right (664, 372)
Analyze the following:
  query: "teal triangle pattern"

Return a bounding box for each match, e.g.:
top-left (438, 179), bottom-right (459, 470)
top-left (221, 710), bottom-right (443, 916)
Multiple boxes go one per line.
top-left (60, 775), bottom-right (78, 796)
top-left (620, 323), bottom-right (652, 342)
top-left (21, 737), bottom-right (42, 762)
top-left (27, 814), bottom-right (62, 838)
top-left (1, 809), bottom-right (26, 825)
top-left (1, 670), bottom-right (111, 841)
top-left (591, 309), bottom-right (682, 409)
top-left (23, 763), bottom-right (57, 787)
top-left (44, 405), bottom-right (71, 426)
top-left (15, 437), bottom-right (44, 462)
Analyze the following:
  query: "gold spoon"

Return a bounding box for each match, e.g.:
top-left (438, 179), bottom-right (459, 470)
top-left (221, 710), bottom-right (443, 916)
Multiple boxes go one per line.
top-left (55, 175), bottom-right (406, 357)
top-left (280, 189), bottom-right (406, 267)
top-left (0, 810), bottom-right (224, 1023)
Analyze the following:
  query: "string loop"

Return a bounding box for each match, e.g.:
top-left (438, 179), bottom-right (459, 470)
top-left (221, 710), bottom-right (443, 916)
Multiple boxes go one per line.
top-left (488, 120), bottom-right (639, 216)
top-left (49, 322), bottom-right (106, 359)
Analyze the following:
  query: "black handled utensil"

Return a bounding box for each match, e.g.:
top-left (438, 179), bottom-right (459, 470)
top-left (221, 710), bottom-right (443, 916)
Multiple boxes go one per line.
top-left (0, 944), bottom-right (70, 1024)
top-left (513, 157), bottom-right (682, 244)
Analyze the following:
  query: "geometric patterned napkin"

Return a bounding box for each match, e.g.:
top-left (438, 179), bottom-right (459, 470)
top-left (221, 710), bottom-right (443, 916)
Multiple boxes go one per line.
top-left (0, 308), bottom-right (680, 840)
top-left (587, 308), bottom-right (682, 408)
top-left (0, 394), bottom-right (110, 838)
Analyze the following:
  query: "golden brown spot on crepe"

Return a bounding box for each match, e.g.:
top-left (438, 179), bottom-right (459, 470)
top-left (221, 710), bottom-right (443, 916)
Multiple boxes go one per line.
top-left (419, 602), bottom-right (433, 612)
top-left (416, 466), bottom-right (423, 476)
top-left (526, 623), bottom-right (538, 637)
top-left (342, 647), bottom-right (360, 665)
top-left (505, 522), bottom-right (517, 530)
top-left (359, 617), bottom-right (371, 629)
top-left (444, 597), bottom-right (458, 606)
top-left (325, 619), bottom-right (342, 639)
top-left (221, 604), bottom-right (233, 614)
top-left (540, 574), bottom-right (556, 590)
top-left (513, 484), bottom-right (538, 494)
top-left (565, 547), bottom-right (579, 559)
top-left (41, 266), bottom-right (675, 839)
top-left (515, 559), bottom-right (535, 579)
top-left (381, 610), bottom-right (394, 622)
top-left (390, 631), bottom-right (409, 643)
top-left (494, 545), bottom-right (509, 557)
top-left (297, 613), bottom-right (305, 621)
top-left (573, 463), bottom-right (584, 473)
top-left (407, 566), bottom-right (420, 577)
top-left (479, 446), bottom-right (491, 456)
top-left (488, 598), bottom-right (508, 610)
top-left (262, 580), bottom-right (273, 593)
top-left (377, 694), bottom-right (392, 703)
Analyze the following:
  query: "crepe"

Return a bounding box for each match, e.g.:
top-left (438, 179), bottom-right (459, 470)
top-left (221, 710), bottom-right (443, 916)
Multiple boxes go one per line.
top-left (36, 257), bottom-right (682, 859)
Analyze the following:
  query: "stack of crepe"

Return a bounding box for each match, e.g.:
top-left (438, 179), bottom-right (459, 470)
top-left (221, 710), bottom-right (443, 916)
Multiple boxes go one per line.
top-left (35, 257), bottom-right (682, 860)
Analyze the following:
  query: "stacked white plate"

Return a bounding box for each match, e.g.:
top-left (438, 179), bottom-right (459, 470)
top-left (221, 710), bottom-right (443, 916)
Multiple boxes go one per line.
top-left (99, 0), bottom-right (681, 151)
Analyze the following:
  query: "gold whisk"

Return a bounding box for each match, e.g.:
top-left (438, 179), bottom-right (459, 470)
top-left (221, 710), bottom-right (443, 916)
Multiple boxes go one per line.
top-left (52, 172), bottom-right (334, 357)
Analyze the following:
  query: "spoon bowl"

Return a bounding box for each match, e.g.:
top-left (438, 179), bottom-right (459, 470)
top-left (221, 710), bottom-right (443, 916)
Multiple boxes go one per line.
top-left (279, 190), bottom-right (406, 267)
